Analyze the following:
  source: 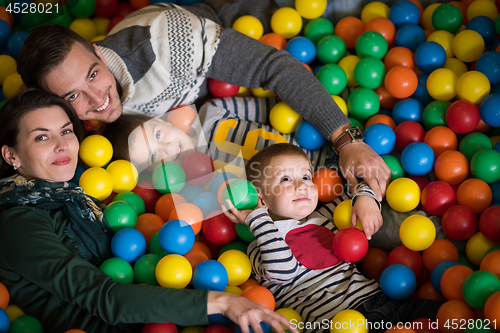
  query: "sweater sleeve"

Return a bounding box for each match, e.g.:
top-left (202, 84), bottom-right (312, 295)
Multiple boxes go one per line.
top-left (0, 207), bottom-right (209, 327)
top-left (245, 208), bottom-right (301, 283)
top-left (205, 28), bottom-right (350, 139)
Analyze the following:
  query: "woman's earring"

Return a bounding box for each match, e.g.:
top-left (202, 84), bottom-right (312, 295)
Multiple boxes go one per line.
top-left (12, 163), bottom-right (17, 170)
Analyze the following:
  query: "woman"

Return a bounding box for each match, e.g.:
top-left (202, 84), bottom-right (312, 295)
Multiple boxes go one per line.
top-left (0, 89), bottom-right (294, 333)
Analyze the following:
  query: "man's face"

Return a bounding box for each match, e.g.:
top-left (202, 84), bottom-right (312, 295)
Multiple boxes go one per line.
top-left (44, 42), bottom-right (122, 123)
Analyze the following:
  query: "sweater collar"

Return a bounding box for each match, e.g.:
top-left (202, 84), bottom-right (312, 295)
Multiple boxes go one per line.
top-left (97, 45), bottom-right (134, 106)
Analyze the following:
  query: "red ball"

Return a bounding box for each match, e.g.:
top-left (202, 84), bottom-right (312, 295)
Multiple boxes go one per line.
top-left (479, 206), bottom-right (500, 242)
top-left (202, 210), bottom-right (237, 246)
top-left (446, 100), bottom-right (481, 134)
top-left (421, 181), bottom-right (456, 217)
top-left (142, 323), bottom-right (178, 333)
top-left (407, 175), bottom-right (430, 192)
top-left (203, 326), bottom-right (232, 333)
top-left (332, 227), bottom-right (369, 262)
top-left (386, 245), bottom-right (423, 276)
top-left (441, 205), bottom-right (477, 241)
top-left (394, 121), bottom-right (426, 152)
top-left (180, 152), bottom-right (214, 186)
top-left (132, 181), bottom-right (162, 214)
top-left (115, 3), bottom-right (135, 17)
top-left (108, 15), bottom-right (125, 33)
top-left (208, 78), bottom-right (239, 98)
top-left (93, 0), bottom-right (118, 18)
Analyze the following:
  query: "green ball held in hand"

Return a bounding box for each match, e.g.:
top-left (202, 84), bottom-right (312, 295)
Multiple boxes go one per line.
top-left (317, 64), bottom-right (348, 95)
top-left (353, 56), bottom-right (386, 89)
top-left (152, 161), bottom-right (186, 194)
top-left (99, 257), bottom-right (134, 284)
top-left (134, 253), bottom-right (162, 286)
top-left (222, 179), bottom-right (258, 211)
top-left (304, 18), bottom-right (334, 45)
top-left (103, 201), bottom-right (137, 232)
top-left (355, 31), bottom-right (388, 59)
top-left (113, 191), bottom-right (146, 216)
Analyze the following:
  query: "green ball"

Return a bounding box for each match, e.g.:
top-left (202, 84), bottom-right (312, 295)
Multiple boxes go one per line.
top-left (152, 162), bottom-right (186, 194)
top-left (432, 3), bottom-right (463, 34)
top-left (347, 87), bottom-right (380, 121)
top-left (470, 149), bottom-right (500, 184)
top-left (423, 101), bottom-right (450, 130)
top-left (316, 35), bottom-right (347, 64)
top-left (67, 0), bottom-right (96, 18)
top-left (103, 201), bottom-right (138, 232)
top-left (353, 56), bottom-right (386, 89)
top-left (20, 11), bottom-right (51, 31)
top-left (218, 240), bottom-right (248, 257)
top-left (381, 155), bottom-right (404, 182)
top-left (134, 253), bottom-right (162, 286)
top-left (486, 245), bottom-right (500, 255)
top-left (148, 232), bottom-right (169, 257)
top-left (304, 18), bottom-right (334, 45)
top-left (458, 253), bottom-right (478, 271)
top-left (222, 179), bottom-right (258, 211)
top-left (113, 191), bottom-right (146, 216)
top-left (462, 270), bottom-right (500, 309)
top-left (496, 14), bottom-right (500, 36)
top-left (235, 223), bottom-right (256, 243)
top-left (463, 319), bottom-right (492, 333)
top-left (99, 257), bottom-right (134, 284)
top-left (348, 117), bottom-right (365, 132)
top-left (9, 316), bottom-right (43, 333)
top-left (316, 63), bottom-right (348, 95)
top-left (355, 31), bottom-right (388, 59)
top-left (49, 7), bottom-right (73, 28)
top-left (459, 133), bottom-right (493, 161)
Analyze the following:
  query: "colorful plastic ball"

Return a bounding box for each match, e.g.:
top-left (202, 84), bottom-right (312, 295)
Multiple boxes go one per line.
top-left (459, 132), bottom-right (493, 161)
top-left (389, 0), bottom-right (420, 29)
top-left (457, 71), bottom-right (490, 105)
top-left (440, 264), bottom-right (474, 302)
top-left (6, 31), bottom-right (28, 59)
top-left (366, 114), bottom-right (396, 131)
top-left (444, 58), bottom-right (468, 78)
top-left (484, 291), bottom-right (500, 323)
top-left (241, 286), bottom-right (275, 311)
top-left (0, 18), bottom-right (10, 49)
top-left (113, 191), bottom-right (145, 216)
top-left (269, 101), bottom-right (302, 134)
top-left (275, 308), bottom-right (303, 333)
top-left (446, 100), bottom-right (480, 134)
top-left (382, 155), bottom-right (404, 182)
top-left (295, 120), bottom-right (327, 150)
top-left (192, 259), bottom-right (228, 291)
top-left (316, 63), bottom-right (348, 95)
top-left (312, 168), bottom-right (343, 202)
top-left (384, 66), bottom-right (418, 99)
top-left (392, 98), bottom-right (424, 125)
top-left (424, 126), bottom-right (457, 158)
top-left (457, 178), bottom-right (493, 214)
top-left (353, 56), bottom-right (386, 89)
top-left (202, 211), bottom-right (236, 245)
top-left (400, 142), bottom-right (435, 176)
top-left (347, 87), bottom-right (380, 121)
top-left (431, 3), bottom-right (463, 33)
top-left (379, 264), bottom-right (417, 300)
top-left (470, 149), bottom-right (500, 184)
top-left (423, 239), bottom-right (459, 273)
top-left (222, 179), bottom-right (258, 211)
top-left (333, 199), bottom-right (362, 230)
top-left (383, 46), bottom-right (415, 72)
top-left (79, 134), bottom-right (113, 167)
top-left (361, 1), bottom-right (390, 24)
top-left (208, 78), bottom-right (239, 98)
top-left (190, 192), bottom-right (218, 218)
top-left (426, 68), bottom-right (458, 101)
top-left (332, 95), bottom-right (348, 116)
top-left (295, 0), bottom-right (326, 19)
top-left (180, 152), bottom-right (214, 186)
top-left (427, 30), bottom-right (454, 59)
top-left (434, 150), bottom-right (468, 186)
top-left (421, 181), bottom-right (456, 217)
top-left (335, 16), bottom-right (365, 49)
top-left (316, 35), bottom-right (347, 65)
top-left (155, 254), bottom-right (192, 289)
top-left (0, 55), bottom-right (16, 87)
top-left (270, 7), bottom-right (302, 39)
top-left (208, 314), bottom-right (233, 327)
top-left (93, 0), bottom-right (118, 17)
top-left (232, 15), bottom-right (263, 40)
top-left (132, 181), bottom-right (161, 214)
top-left (304, 17), bottom-right (333, 45)
top-left (400, 215), bottom-right (436, 251)
top-left (387, 245), bottom-right (423, 276)
top-left (79, 167), bottom-right (113, 201)
top-left (480, 93), bottom-right (500, 128)
top-left (106, 160), bottom-right (138, 193)
top-left (355, 31), bottom-right (388, 60)
top-left (133, 253), bottom-right (161, 286)
top-left (331, 227), bottom-right (369, 262)
top-left (219, 240), bottom-right (248, 257)
top-left (152, 162), bottom-right (186, 194)
top-left (111, 228), bottom-right (146, 263)
top-left (363, 123), bottom-right (396, 155)
top-left (158, 219), bottom-right (195, 255)
top-left (286, 36), bottom-right (316, 65)
top-left (0, 308), bottom-right (9, 333)
top-left (467, 0), bottom-right (498, 22)
top-left (178, 184), bottom-right (203, 203)
top-left (411, 74), bottom-right (434, 107)
top-left (436, 300), bottom-right (475, 333)
top-left (361, 247), bottom-right (389, 280)
top-left (386, 177), bottom-right (421, 212)
top-left (103, 200), bottom-right (137, 232)
top-left (430, 260), bottom-right (459, 294)
top-left (479, 206), bottom-right (500, 243)
top-left (235, 322), bottom-right (271, 333)
top-left (467, 16), bottom-right (496, 46)
top-left (394, 23), bottom-right (426, 53)
top-left (477, 51), bottom-right (500, 87)
top-left (169, 203), bottom-right (203, 235)
top-left (463, 270), bottom-right (500, 310)
top-left (414, 41), bottom-right (446, 74)
top-left (70, 18), bottom-right (97, 42)
top-left (365, 17), bottom-right (396, 47)
top-left (99, 257), bottom-right (134, 283)
top-left (466, 232), bottom-right (498, 267)
top-left (480, 250), bottom-right (500, 280)
top-left (142, 323), bottom-right (178, 333)
top-left (218, 249), bottom-right (252, 286)
top-left (329, 309), bottom-right (368, 333)
top-left (452, 30), bottom-right (485, 63)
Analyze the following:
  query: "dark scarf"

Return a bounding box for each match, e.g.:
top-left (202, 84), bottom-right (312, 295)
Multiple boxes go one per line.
top-left (0, 175), bottom-right (114, 265)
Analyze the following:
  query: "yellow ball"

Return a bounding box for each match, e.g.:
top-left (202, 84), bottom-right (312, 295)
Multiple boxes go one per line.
top-left (224, 285), bottom-right (243, 296)
top-left (456, 70), bottom-right (491, 105)
top-left (276, 308), bottom-right (304, 333)
top-left (269, 101), bottom-right (303, 134)
top-left (386, 177), bottom-right (420, 213)
top-left (467, 0), bottom-right (498, 21)
top-left (180, 327), bottom-right (205, 333)
top-left (399, 215), bottom-right (436, 251)
top-left (3, 73), bottom-right (24, 100)
top-left (236, 86), bottom-right (252, 97)
top-left (106, 160), bottom-right (138, 193)
top-left (332, 95), bottom-right (348, 117)
top-left (91, 35), bottom-right (106, 43)
top-left (333, 200), bottom-right (362, 230)
top-left (251, 87), bottom-right (277, 98)
top-left (79, 134), bottom-right (113, 167)
top-left (338, 55), bottom-right (360, 87)
top-left (452, 30), bottom-right (485, 63)
top-left (330, 309), bottom-right (368, 333)
top-left (426, 68), bottom-right (458, 101)
top-left (70, 18), bottom-right (97, 42)
top-left (360, 1), bottom-right (390, 25)
top-left (295, 0), bottom-right (327, 20)
top-left (79, 167), bottom-right (113, 201)
top-left (0, 55), bottom-right (16, 86)
top-left (271, 7), bottom-right (303, 39)
top-left (465, 232), bottom-right (499, 266)
top-left (155, 254), bottom-right (192, 289)
top-left (443, 58), bottom-right (468, 78)
top-left (218, 249), bottom-right (252, 286)
top-left (427, 30), bottom-right (454, 58)
top-left (232, 15), bottom-right (264, 40)
top-left (5, 304), bottom-right (25, 322)
top-left (93, 17), bottom-right (109, 36)
top-left (422, 3), bottom-right (441, 31)
top-left (490, 136), bottom-right (500, 147)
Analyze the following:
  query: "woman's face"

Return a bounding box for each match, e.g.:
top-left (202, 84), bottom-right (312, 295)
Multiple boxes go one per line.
top-left (7, 106), bottom-right (80, 182)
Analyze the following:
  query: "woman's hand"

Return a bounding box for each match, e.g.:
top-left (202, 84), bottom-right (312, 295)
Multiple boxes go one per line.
top-left (207, 291), bottom-right (298, 333)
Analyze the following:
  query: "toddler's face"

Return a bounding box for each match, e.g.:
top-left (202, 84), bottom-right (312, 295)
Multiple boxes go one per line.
top-left (258, 155), bottom-right (318, 221)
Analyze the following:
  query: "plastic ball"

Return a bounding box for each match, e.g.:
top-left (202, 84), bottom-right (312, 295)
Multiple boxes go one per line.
top-left (275, 308), bottom-right (303, 333)
top-left (443, 58), bottom-right (468, 79)
top-left (152, 162), bottom-right (186, 194)
top-left (208, 78), bottom-right (239, 98)
top-left (70, 18), bottom-right (97, 42)
top-left (480, 93), bottom-right (500, 127)
top-left (158, 219), bottom-right (195, 255)
top-left (467, 0), bottom-right (498, 21)
top-left (430, 260), bottom-right (459, 294)
top-left (361, 1), bottom-right (390, 24)
top-left (132, 181), bottom-right (161, 214)
top-left (142, 323), bottom-right (178, 333)
top-left (400, 142), bottom-right (435, 176)
top-left (484, 291), bottom-right (500, 323)
top-left (104, 200), bottom-right (137, 232)
top-left (384, 66), bottom-right (418, 99)
top-left (423, 239), bottom-right (459, 273)
top-left (331, 227), bottom-right (369, 262)
top-left (295, 120), bottom-right (327, 150)
top-left (353, 56), bottom-right (386, 89)
top-left (316, 63), bottom-right (347, 94)
top-left (111, 228), bottom-right (146, 263)
top-left (347, 87), bottom-right (380, 121)
top-left (470, 149), bottom-right (500, 184)
top-left (446, 100), bottom-right (480, 134)
top-left (421, 181), bottom-right (456, 217)
top-left (382, 155), bottom-right (404, 182)
top-left (303, 18), bottom-right (333, 45)
top-left (355, 31), bottom-right (388, 59)
top-left (383, 46), bottom-right (415, 72)
top-left (452, 30), bottom-right (485, 63)
top-left (399, 215), bottom-right (436, 251)
top-left (463, 270), bottom-right (500, 309)
top-left (467, 16), bottom-right (496, 46)
top-left (295, 0), bottom-right (326, 19)
top-left (411, 74), bottom-right (434, 107)
top-left (414, 41), bottom-right (446, 74)
top-left (392, 98), bottom-right (424, 126)
top-left (480, 250), bottom-right (500, 280)
top-left (169, 203), bottom-right (203, 235)
top-left (426, 68), bottom-right (457, 101)
top-left (431, 3), bottom-right (463, 33)
top-left (329, 309), bottom-right (367, 333)
top-left (0, 55), bottom-right (16, 87)
top-left (436, 300), bottom-right (475, 333)
top-left (222, 179), bottom-right (258, 211)
top-left (332, 95), bottom-right (348, 116)
top-left (218, 249), bottom-right (252, 286)
top-left (459, 132), bottom-right (493, 161)
top-left (394, 23), bottom-right (426, 53)
top-left (379, 264), bottom-right (417, 300)
top-left (434, 150), bottom-right (468, 186)
top-left (316, 35), bottom-right (347, 65)
top-left (476, 52), bottom-right (500, 86)
top-left (457, 71), bottom-right (490, 105)
top-left (134, 213), bottom-right (163, 247)
top-left (0, 309), bottom-right (9, 333)
top-left (232, 15), bottom-right (263, 40)
top-left (241, 286), bottom-right (275, 311)
top-left (79, 134), bottom-right (113, 167)
top-left (363, 123), bottom-right (396, 155)
top-left (440, 264), bottom-right (474, 301)
top-left (366, 114), bottom-right (396, 131)
top-left (113, 191), bottom-right (145, 216)
top-left (424, 126), bottom-right (457, 159)
top-left (386, 177), bottom-right (421, 212)
top-left (457, 178), bottom-right (492, 214)
top-left (312, 168), bottom-right (343, 202)
top-left (427, 30), bottom-right (454, 59)
top-left (155, 254), bottom-right (192, 289)
top-left (235, 322), bottom-right (271, 333)
top-left (466, 232), bottom-right (498, 266)
top-left (361, 247), bottom-right (389, 280)
top-left (332, 199), bottom-right (362, 230)
top-left (106, 160), bottom-right (138, 193)
top-left (387, 245), bottom-right (423, 276)
top-left (99, 257), bottom-right (134, 283)
top-left (270, 7), bottom-right (302, 39)
top-left (192, 259), bottom-right (228, 291)
top-left (79, 167), bottom-right (113, 201)
top-left (479, 206), bottom-right (500, 243)
top-left (269, 101), bottom-right (302, 134)
top-left (154, 193), bottom-right (186, 222)
top-left (443, 205), bottom-right (478, 242)
top-left (389, 0), bottom-right (420, 29)
top-left (202, 211), bottom-right (236, 245)
top-left (334, 16), bottom-right (365, 49)
top-left (180, 152), bottom-right (214, 186)
top-left (286, 36), bottom-right (316, 65)
top-left (365, 17), bottom-right (396, 46)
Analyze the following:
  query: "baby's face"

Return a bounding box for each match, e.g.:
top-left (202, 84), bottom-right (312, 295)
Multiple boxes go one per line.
top-left (258, 155), bottom-right (318, 221)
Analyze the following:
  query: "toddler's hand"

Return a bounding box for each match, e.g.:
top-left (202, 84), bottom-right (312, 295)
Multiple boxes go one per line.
top-left (352, 195), bottom-right (382, 240)
top-left (222, 199), bottom-right (265, 224)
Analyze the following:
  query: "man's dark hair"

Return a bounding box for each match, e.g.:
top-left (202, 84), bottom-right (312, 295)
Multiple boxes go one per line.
top-left (18, 24), bottom-right (98, 90)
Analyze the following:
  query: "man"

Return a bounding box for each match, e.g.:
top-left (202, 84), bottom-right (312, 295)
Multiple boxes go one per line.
top-left (17, 0), bottom-right (390, 199)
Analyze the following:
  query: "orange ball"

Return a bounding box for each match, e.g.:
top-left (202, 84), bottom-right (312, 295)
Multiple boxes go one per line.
top-left (303, 63), bottom-right (313, 73)
top-left (169, 203), bottom-right (204, 235)
top-left (191, 241), bottom-right (213, 260)
top-left (480, 250), bottom-right (500, 280)
top-left (360, 247), bottom-right (389, 280)
top-left (456, 178), bottom-right (492, 214)
top-left (374, 84), bottom-right (400, 110)
top-left (422, 239), bottom-right (459, 272)
top-left (440, 265), bottom-right (474, 302)
top-left (335, 16), bottom-right (365, 48)
top-left (183, 248), bottom-right (209, 271)
top-left (407, 0), bottom-right (423, 24)
top-left (364, 17), bottom-right (396, 46)
top-left (484, 291), bottom-right (500, 323)
top-left (241, 285), bottom-right (275, 311)
top-left (383, 47), bottom-right (415, 71)
top-left (0, 282), bottom-right (8, 310)
top-left (135, 213), bottom-right (164, 246)
top-left (65, 330), bottom-right (87, 333)
top-left (416, 281), bottom-right (447, 302)
top-left (474, 118), bottom-right (491, 134)
top-left (384, 66), bottom-right (418, 99)
top-left (155, 193), bottom-right (187, 222)
top-left (434, 150), bottom-right (469, 186)
top-left (0, 6), bottom-right (13, 27)
top-left (129, 0), bottom-right (149, 10)
top-left (436, 300), bottom-right (475, 333)
top-left (424, 126), bottom-right (458, 158)
top-left (451, 1), bottom-right (468, 25)
top-left (312, 168), bottom-right (344, 202)
top-left (259, 32), bottom-right (287, 50)
top-left (365, 114), bottom-right (397, 132)
top-left (166, 105), bottom-right (197, 135)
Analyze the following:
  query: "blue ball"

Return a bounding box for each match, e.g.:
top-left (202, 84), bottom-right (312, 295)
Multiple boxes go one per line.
top-left (0, 20), bottom-right (11, 49)
top-left (235, 322), bottom-right (272, 333)
top-left (209, 172), bottom-right (239, 194)
top-left (192, 259), bottom-right (228, 291)
top-left (209, 314), bottom-right (233, 327)
top-left (111, 228), bottom-right (147, 263)
top-left (394, 24), bottom-right (426, 52)
top-left (492, 39), bottom-right (500, 54)
top-left (178, 0), bottom-right (202, 4)
top-left (286, 36), bottom-right (317, 65)
top-left (476, 51), bottom-right (500, 85)
top-left (480, 93), bottom-right (500, 127)
top-left (179, 184), bottom-right (205, 202)
top-left (430, 260), bottom-right (459, 294)
top-left (466, 16), bottom-right (496, 46)
top-left (401, 142), bottom-right (435, 176)
top-left (489, 180), bottom-right (500, 205)
top-left (313, 65), bottom-right (324, 76)
top-left (6, 31), bottom-right (29, 59)
top-left (377, 108), bottom-right (392, 116)
top-left (364, 123), bottom-right (396, 155)
top-left (379, 264), bottom-right (417, 300)
top-left (389, 0), bottom-right (420, 29)
top-left (0, 308), bottom-right (10, 333)
top-left (492, 84), bottom-right (500, 94)
top-left (191, 191), bottom-right (219, 217)
top-left (414, 41), bottom-right (446, 74)
top-left (295, 120), bottom-right (327, 150)
top-left (392, 98), bottom-right (424, 125)
top-left (158, 219), bottom-right (195, 255)
top-left (411, 74), bottom-right (434, 106)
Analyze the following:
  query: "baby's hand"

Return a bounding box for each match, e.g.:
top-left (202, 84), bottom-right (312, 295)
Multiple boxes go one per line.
top-left (352, 195), bottom-right (382, 240)
top-left (222, 199), bottom-right (265, 224)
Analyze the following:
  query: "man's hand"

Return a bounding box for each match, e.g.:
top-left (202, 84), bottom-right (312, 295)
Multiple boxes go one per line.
top-left (352, 195), bottom-right (383, 240)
